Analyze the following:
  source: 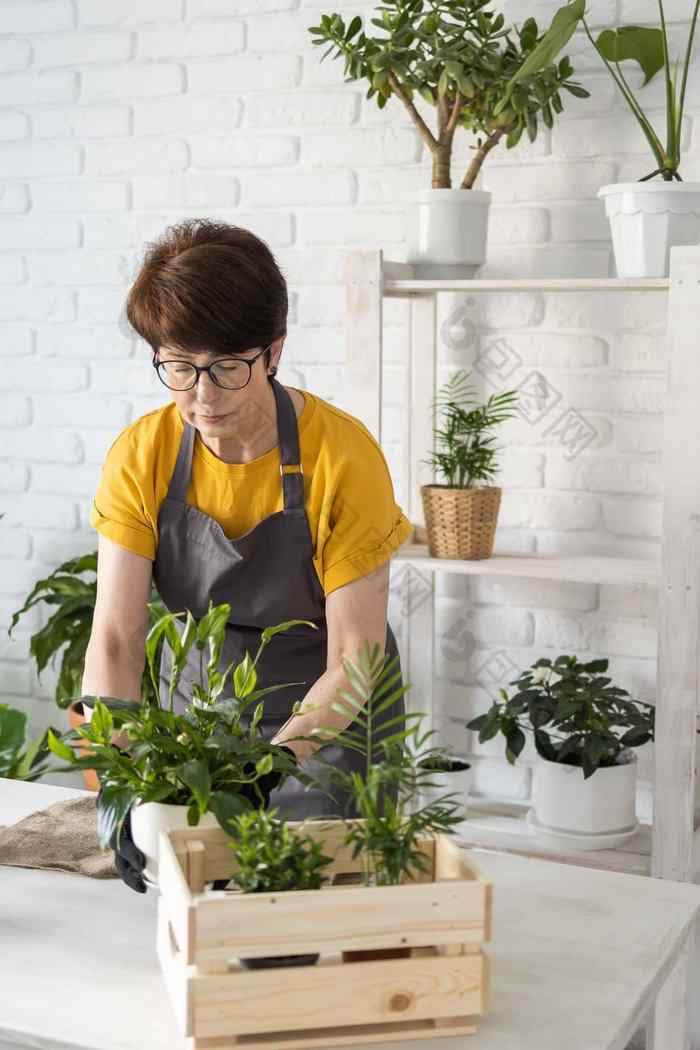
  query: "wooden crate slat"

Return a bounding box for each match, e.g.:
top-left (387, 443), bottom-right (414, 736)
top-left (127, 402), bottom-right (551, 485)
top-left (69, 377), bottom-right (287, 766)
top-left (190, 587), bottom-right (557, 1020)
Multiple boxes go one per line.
top-left (188, 1015), bottom-right (477, 1049)
top-left (194, 877), bottom-right (489, 964)
top-left (156, 898), bottom-right (194, 1037)
top-left (158, 829), bottom-right (195, 965)
top-left (190, 952), bottom-right (486, 1039)
top-left (168, 820), bottom-right (436, 885)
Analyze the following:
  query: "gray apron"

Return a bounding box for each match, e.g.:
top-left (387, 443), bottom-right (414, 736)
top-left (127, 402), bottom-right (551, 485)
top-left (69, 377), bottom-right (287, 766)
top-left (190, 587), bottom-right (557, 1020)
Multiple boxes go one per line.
top-left (152, 377), bottom-right (404, 819)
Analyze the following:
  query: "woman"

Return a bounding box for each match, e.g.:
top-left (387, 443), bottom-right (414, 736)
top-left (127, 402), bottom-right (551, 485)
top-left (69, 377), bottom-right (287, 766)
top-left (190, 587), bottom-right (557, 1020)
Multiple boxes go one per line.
top-left (81, 219), bottom-right (413, 891)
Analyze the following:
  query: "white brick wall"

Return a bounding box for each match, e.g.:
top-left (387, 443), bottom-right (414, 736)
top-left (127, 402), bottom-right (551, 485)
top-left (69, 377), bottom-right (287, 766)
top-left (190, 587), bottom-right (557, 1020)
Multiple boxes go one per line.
top-left (0, 0), bottom-right (689, 821)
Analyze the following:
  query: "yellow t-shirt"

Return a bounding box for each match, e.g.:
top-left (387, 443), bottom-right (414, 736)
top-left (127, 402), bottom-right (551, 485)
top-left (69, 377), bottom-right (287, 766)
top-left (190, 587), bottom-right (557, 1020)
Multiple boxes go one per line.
top-left (89, 388), bottom-right (413, 596)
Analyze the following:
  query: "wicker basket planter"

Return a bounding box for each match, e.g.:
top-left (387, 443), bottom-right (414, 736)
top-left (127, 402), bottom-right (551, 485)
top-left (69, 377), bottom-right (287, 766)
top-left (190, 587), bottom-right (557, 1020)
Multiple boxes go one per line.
top-left (156, 818), bottom-right (491, 1049)
top-left (421, 485), bottom-right (502, 560)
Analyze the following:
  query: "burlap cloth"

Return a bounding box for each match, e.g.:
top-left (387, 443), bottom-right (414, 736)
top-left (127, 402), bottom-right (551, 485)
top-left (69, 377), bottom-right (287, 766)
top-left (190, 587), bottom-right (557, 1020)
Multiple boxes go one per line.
top-left (0, 794), bottom-right (119, 878)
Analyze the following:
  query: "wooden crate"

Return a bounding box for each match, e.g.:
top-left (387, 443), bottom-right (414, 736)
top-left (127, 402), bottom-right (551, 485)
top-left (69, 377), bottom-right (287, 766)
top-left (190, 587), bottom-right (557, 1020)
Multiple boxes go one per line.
top-left (156, 819), bottom-right (492, 1049)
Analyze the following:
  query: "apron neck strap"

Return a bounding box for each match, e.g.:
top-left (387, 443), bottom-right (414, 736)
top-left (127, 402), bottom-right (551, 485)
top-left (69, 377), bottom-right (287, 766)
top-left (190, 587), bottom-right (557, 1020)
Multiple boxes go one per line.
top-left (169, 379), bottom-right (304, 511)
top-left (271, 377), bottom-right (304, 511)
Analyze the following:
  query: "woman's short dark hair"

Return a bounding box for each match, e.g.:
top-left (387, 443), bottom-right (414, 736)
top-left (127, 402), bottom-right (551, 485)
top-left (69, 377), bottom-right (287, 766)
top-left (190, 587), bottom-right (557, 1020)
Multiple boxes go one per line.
top-left (125, 219), bottom-right (288, 368)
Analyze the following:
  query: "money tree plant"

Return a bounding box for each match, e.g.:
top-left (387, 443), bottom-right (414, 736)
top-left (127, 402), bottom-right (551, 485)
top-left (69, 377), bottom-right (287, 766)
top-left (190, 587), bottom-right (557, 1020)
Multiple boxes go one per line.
top-left (309, 0), bottom-right (590, 188)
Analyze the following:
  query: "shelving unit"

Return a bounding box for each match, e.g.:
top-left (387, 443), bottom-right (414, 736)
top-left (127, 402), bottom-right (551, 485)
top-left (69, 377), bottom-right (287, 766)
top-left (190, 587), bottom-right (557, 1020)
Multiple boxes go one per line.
top-left (344, 247), bottom-right (700, 892)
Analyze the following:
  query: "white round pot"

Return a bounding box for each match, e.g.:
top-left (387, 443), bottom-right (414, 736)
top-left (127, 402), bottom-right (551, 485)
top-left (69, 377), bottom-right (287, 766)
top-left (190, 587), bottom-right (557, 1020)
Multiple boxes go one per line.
top-left (406, 188), bottom-right (491, 279)
top-left (531, 751), bottom-right (637, 837)
top-left (598, 181), bottom-right (700, 278)
top-left (415, 760), bottom-right (472, 815)
top-left (130, 800), bottom-right (218, 888)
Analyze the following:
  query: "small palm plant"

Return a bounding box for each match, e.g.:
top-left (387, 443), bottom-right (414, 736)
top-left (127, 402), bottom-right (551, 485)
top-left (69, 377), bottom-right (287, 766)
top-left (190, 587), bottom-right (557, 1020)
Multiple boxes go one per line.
top-left (421, 369), bottom-right (518, 559)
top-left (311, 640), bottom-right (465, 886)
top-left (425, 369), bottom-right (518, 487)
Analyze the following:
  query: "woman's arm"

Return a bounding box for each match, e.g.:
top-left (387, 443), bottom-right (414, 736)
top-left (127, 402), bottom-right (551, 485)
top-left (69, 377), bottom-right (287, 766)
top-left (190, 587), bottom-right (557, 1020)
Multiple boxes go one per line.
top-left (81, 534), bottom-right (153, 745)
top-left (270, 561), bottom-right (391, 762)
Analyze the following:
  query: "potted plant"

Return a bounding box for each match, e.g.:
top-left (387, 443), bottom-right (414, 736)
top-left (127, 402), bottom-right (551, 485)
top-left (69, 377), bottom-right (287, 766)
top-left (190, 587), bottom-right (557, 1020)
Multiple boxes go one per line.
top-left (421, 369), bottom-right (518, 559)
top-left (311, 639), bottom-right (466, 959)
top-left (221, 806), bottom-right (334, 970)
top-left (514, 1), bottom-right (700, 276)
top-left (7, 550), bottom-right (169, 790)
top-left (42, 601), bottom-right (324, 885)
top-left (309, 0), bottom-right (590, 277)
top-left (0, 701), bottom-right (59, 781)
top-left (415, 753), bottom-right (472, 813)
top-left (467, 655), bottom-right (655, 847)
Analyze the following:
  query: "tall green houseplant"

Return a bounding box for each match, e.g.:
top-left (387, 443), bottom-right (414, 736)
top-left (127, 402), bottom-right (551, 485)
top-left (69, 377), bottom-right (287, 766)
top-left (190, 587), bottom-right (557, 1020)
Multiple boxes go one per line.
top-left (309, 0), bottom-right (590, 188)
top-left (511, 0), bottom-right (700, 181)
top-left (8, 551), bottom-right (167, 710)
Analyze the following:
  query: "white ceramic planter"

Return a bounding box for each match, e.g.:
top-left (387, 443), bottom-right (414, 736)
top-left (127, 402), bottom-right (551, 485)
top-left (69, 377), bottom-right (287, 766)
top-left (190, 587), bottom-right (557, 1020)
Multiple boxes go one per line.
top-left (598, 181), bottom-right (700, 278)
top-left (415, 761), bottom-right (472, 815)
top-left (130, 800), bottom-right (218, 888)
top-left (405, 188), bottom-right (491, 278)
top-left (531, 752), bottom-right (637, 838)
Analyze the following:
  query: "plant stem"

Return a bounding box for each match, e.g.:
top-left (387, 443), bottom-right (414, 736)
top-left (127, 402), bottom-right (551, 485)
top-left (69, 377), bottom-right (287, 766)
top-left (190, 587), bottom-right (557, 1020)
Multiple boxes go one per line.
top-left (582, 16), bottom-right (666, 171)
top-left (657, 0), bottom-right (674, 166)
top-left (677, 0), bottom-right (700, 145)
top-left (387, 70), bottom-right (439, 154)
top-left (460, 126), bottom-right (506, 188)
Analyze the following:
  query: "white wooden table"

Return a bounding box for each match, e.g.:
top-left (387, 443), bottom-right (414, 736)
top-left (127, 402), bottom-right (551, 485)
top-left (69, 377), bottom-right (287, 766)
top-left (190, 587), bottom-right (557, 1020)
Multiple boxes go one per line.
top-left (1, 778), bottom-right (699, 1050)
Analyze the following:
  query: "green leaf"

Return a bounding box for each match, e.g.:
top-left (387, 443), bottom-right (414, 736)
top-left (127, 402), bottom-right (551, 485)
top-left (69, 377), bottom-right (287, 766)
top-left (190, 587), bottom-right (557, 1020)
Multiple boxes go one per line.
top-left (256, 753), bottom-right (273, 777)
top-left (210, 790), bottom-right (251, 833)
top-left (260, 619), bottom-right (318, 646)
top-left (47, 728), bottom-right (77, 764)
top-left (0, 705), bottom-right (26, 755)
top-left (582, 659), bottom-right (609, 673)
top-left (233, 652), bottom-right (257, 698)
top-left (595, 26), bottom-right (665, 86)
top-left (505, 725), bottom-right (526, 761)
top-left (563, 82), bottom-right (590, 98)
top-left (504, 0), bottom-right (585, 100)
top-left (180, 759), bottom-right (211, 812)
top-left (90, 700), bottom-right (113, 744)
top-left (96, 786), bottom-right (136, 850)
top-left (345, 15), bottom-right (362, 41)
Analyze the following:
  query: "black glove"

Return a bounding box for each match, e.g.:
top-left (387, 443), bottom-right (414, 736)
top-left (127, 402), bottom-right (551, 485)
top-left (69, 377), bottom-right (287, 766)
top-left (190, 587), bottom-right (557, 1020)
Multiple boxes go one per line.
top-left (96, 739), bottom-right (147, 895)
top-left (97, 786), bottom-right (148, 894)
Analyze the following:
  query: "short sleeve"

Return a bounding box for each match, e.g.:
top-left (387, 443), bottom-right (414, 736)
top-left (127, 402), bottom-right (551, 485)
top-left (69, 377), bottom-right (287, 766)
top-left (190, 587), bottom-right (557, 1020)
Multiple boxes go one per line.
top-left (321, 438), bottom-right (413, 596)
top-left (89, 428), bottom-right (157, 561)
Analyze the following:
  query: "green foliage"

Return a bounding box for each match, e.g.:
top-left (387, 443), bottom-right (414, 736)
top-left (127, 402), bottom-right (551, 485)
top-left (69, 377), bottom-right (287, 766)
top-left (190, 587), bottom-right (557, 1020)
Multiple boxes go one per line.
top-left (42, 601), bottom-right (323, 848)
top-left (311, 640), bottom-right (466, 885)
top-left (0, 702), bottom-right (59, 781)
top-left (423, 369), bottom-right (518, 488)
top-left (308, 0), bottom-right (589, 188)
top-left (467, 654), bottom-right (655, 779)
top-left (225, 807), bottom-right (334, 893)
top-left (520, 0), bottom-right (700, 180)
top-left (7, 551), bottom-right (168, 710)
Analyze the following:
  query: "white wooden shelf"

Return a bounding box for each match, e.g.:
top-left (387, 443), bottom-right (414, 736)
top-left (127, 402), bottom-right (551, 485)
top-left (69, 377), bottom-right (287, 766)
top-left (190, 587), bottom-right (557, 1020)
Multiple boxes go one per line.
top-left (452, 800), bottom-right (700, 879)
top-left (345, 247), bottom-right (700, 912)
top-left (452, 799), bottom-right (653, 876)
top-left (384, 274), bottom-right (670, 297)
top-left (394, 541), bottom-right (660, 588)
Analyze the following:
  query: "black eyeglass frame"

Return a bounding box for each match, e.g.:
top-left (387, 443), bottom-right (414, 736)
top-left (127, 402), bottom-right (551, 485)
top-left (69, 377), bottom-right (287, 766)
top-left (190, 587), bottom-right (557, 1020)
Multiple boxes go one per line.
top-left (152, 344), bottom-right (274, 391)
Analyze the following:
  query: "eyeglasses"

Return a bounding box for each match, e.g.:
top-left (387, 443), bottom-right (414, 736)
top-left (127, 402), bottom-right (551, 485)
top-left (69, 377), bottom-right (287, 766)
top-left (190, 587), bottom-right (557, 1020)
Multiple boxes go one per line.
top-left (152, 344), bottom-right (272, 391)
